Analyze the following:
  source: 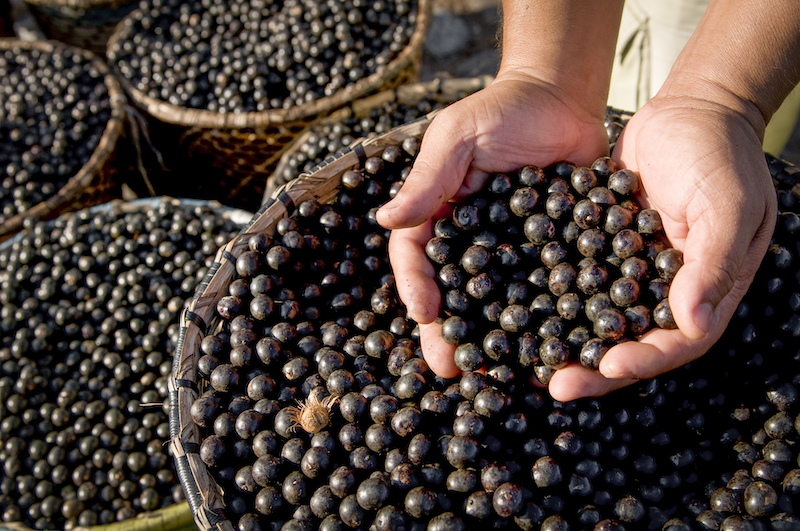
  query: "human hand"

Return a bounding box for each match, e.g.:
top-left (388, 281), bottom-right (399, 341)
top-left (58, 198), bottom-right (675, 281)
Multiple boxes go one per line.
top-left (376, 72), bottom-right (611, 378)
top-left (548, 94), bottom-right (778, 401)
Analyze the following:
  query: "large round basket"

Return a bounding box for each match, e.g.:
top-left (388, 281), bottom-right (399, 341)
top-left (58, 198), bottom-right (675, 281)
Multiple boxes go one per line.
top-left (23, 0), bottom-right (137, 57)
top-left (169, 108), bottom-right (800, 530)
top-left (0, 38), bottom-right (126, 242)
top-left (169, 116), bottom-right (434, 531)
top-left (0, 502), bottom-right (194, 531)
top-left (0, 196), bottom-right (254, 531)
top-left (263, 75), bottom-right (495, 200)
top-left (106, 0), bottom-right (432, 213)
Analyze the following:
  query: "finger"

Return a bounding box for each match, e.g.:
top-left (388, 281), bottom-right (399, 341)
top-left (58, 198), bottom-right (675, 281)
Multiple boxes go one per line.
top-left (597, 327), bottom-right (707, 381)
top-left (668, 201), bottom-right (772, 340)
top-left (547, 363), bottom-right (637, 402)
top-left (418, 320), bottom-right (460, 379)
top-left (377, 110), bottom-right (477, 229)
top-left (388, 222), bottom-right (440, 324)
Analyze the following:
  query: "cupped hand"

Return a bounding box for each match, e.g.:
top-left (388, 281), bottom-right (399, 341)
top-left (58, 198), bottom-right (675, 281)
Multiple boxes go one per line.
top-left (548, 94), bottom-right (778, 402)
top-left (376, 72), bottom-right (611, 378)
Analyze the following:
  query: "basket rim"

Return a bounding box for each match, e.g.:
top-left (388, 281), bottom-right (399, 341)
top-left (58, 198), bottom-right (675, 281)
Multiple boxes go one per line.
top-left (309, 75), bottom-right (495, 127)
top-left (168, 114), bottom-right (437, 531)
top-left (0, 196), bottom-right (254, 252)
top-left (105, 0), bottom-right (432, 129)
top-left (263, 75), bottom-right (496, 200)
top-left (0, 38), bottom-right (127, 241)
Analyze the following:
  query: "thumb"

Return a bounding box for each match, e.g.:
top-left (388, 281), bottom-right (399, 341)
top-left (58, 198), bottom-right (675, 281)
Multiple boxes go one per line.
top-left (376, 111), bottom-right (479, 230)
top-left (667, 204), bottom-right (772, 340)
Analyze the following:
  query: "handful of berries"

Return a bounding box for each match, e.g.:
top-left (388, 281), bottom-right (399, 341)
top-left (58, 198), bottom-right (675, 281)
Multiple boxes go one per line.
top-left (424, 157), bottom-right (684, 384)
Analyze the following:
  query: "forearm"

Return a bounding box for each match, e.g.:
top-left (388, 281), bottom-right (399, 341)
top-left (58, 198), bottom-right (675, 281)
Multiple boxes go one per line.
top-left (499, 0), bottom-right (624, 118)
top-left (661, 0), bottom-right (800, 136)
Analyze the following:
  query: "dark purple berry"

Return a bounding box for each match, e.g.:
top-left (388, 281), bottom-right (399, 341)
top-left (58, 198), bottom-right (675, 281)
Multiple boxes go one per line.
top-left (655, 248), bottom-right (684, 281)
top-left (493, 482), bottom-right (524, 518)
top-left (573, 199), bottom-right (603, 230)
top-left (653, 298), bottom-right (677, 329)
top-left (580, 338), bottom-right (609, 369)
top-left (608, 169), bottom-right (640, 195)
top-left (499, 305), bottom-right (531, 333)
top-left (593, 308), bottom-right (627, 340)
top-left (524, 214), bottom-right (557, 244)
top-left (545, 192), bottom-right (575, 220)
top-left (609, 278), bottom-right (641, 307)
top-left (571, 167), bottom-right (599, 196)
top-left (637, 209), bottom-right (663, 234)
top-left (611, 229), bottom-right (644, 259)
top-left (453, 205), bottom-right (481, 231)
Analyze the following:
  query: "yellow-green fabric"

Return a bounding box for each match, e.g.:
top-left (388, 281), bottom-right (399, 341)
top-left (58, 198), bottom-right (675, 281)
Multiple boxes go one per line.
top-left (608, 0), bottom-right (800, 156)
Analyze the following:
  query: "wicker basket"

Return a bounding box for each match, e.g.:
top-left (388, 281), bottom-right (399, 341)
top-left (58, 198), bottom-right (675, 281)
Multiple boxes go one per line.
top-left (0, 502), bottom-right (194, 531)
top-left (169, 115), bottom-right (434, 531)
top-left (169, 106), bottom-right (800, 530)
top-left (0, 38), bottom-right (126, 242)
top-left (23, 0), bottom-right (137, 57)
top-left (263, 75), bottom-right (495, 200)
top-left (0, 196), bottom-right (253, 531)
top-left (106, 0), bottom-right (432, 213)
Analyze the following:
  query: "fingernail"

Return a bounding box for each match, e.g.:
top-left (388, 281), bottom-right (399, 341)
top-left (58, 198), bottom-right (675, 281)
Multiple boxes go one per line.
top-left (599, 361), bottom-right (632, 380)
top-left (379, 193), bottom-right (402, 212)
top-left (693, 302), bottom-right (714, 335)
top-left (601, 366), bottom-right (633, 379)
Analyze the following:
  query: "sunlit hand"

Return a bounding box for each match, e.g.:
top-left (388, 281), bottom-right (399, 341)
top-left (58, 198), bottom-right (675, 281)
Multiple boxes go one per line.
top-left (548, 95), bottom-right (778, 401)
top-left (376, 72), bottom-right (610, 378)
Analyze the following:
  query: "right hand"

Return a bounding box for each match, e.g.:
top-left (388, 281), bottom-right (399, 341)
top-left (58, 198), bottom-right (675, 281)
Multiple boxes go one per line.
top-left (376, 72), bottom-right (611, 377)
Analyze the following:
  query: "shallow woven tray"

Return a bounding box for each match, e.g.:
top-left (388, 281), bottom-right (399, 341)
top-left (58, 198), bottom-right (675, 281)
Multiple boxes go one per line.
top-left (169, 115), bottom-right (434, 531)
top-left (23, 0), bottom-right (137, 57)
top-left (168, 106), bottom-right (800, 529)
top-left (106, 0), bottom-right (432, 212)
top-left (0, 38), bottom-right (126, 242)
top-left (0, 502), bottom-right (194, 531)
top-left (0, 195), bottom-right (253, 531)
top-left (263, 75), bottom-right (495, 200)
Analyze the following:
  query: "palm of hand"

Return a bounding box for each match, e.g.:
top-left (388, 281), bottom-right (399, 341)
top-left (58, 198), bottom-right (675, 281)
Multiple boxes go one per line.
top-left (548, 97), bottom-right (778, 401)
top-left (378, 76), bottom-right (610, 377)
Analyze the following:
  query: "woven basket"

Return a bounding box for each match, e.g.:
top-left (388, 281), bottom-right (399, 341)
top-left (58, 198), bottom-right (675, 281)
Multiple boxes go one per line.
top-left (169, 106), bottom-right (800, 530)
top-left (0, 38), bottom-right (126, 242)
top-left (23, 0), bottom-right (137, 57)
top-left (169, 115), bottom-right (433, 531)
top-left (106, 0), bottom-right (432, 213)
top-left (263, 75), bottom-right (495, 200)
top-left (0, 196), bottom-right (253, 531)
top-left (0, 503), bottom-right (194, 531)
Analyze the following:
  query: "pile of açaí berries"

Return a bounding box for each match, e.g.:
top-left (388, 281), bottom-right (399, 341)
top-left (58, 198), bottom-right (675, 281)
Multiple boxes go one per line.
top-left (425, 158), bottom-right (684, 384)
top-left (0, 43), bottom-right (113, 226)
top-left (190, 133), bottom-right (800, 530)
top-left (108, 0), bottom-right (421, 112)
top-left (0, 200), bottom-right (245, 530)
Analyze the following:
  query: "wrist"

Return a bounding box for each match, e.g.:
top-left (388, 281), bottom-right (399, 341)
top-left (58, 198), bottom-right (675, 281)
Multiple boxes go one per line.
top-left (656, 0), bottom-right (800, 138)
top-left (498, 0), bottom-right (623, 125)
top-left (655, 73), bottom-right (768, 142)
top-left (492, 66), bottom-right (609, 127)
